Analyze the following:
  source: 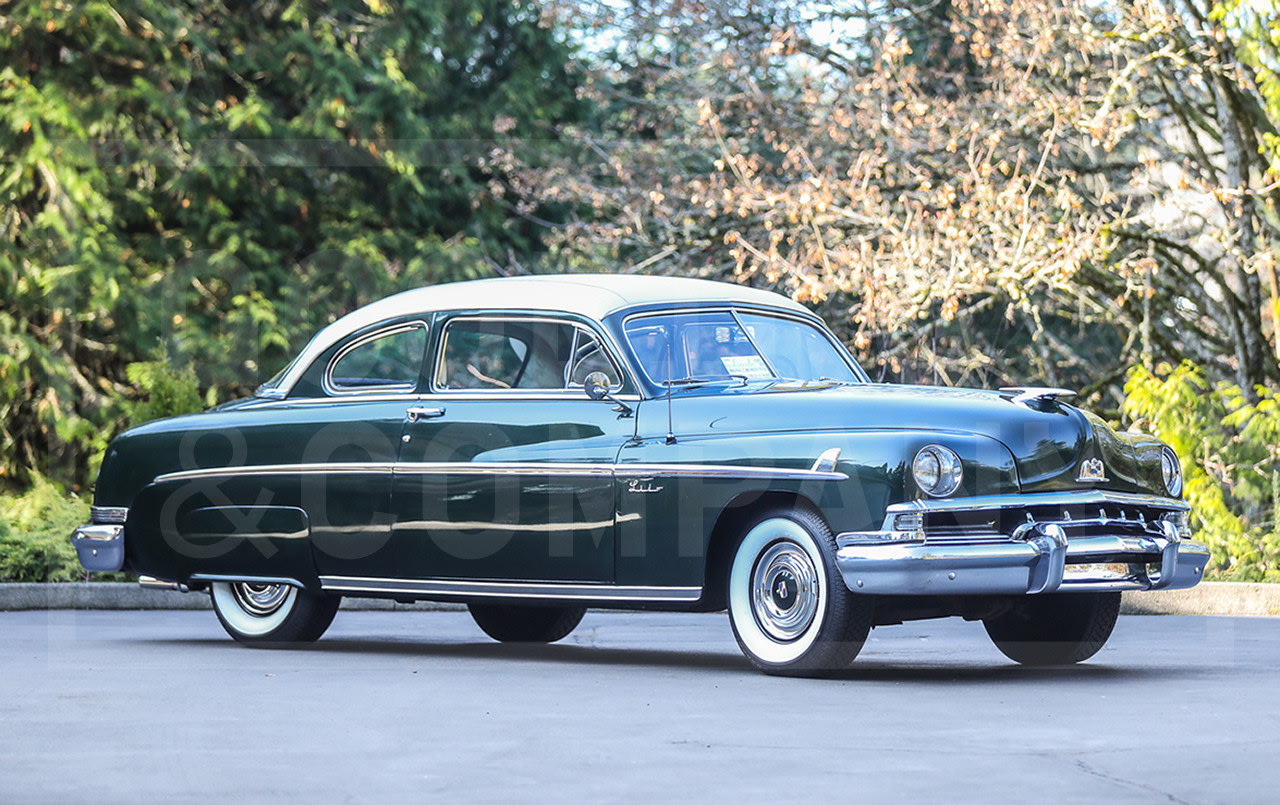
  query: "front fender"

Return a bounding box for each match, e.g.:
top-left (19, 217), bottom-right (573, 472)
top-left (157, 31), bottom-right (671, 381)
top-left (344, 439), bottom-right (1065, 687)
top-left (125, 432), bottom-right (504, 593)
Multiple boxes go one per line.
top-left (613, 429), bottom-right (1019, 588)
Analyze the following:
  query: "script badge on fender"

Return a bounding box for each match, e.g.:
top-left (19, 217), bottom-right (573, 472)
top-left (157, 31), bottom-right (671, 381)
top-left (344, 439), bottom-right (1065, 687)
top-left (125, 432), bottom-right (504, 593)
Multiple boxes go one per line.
top-left (627, 478), bottom-right (664, 494)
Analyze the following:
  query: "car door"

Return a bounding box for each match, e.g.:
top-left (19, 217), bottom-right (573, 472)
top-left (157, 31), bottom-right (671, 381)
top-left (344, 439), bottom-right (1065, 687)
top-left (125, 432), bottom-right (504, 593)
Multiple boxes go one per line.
top-left (292, 319), bottom-right (431, 580)
top-left (387, 314), bottom-right (634, 583)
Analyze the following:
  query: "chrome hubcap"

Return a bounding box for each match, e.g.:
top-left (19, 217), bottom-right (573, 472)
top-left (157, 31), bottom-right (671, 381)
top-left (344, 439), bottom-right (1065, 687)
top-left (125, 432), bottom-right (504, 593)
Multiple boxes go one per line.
top-left (750, 541), bottom-right (819, 642)
top-left (230, 582), bottom-right (291, 617)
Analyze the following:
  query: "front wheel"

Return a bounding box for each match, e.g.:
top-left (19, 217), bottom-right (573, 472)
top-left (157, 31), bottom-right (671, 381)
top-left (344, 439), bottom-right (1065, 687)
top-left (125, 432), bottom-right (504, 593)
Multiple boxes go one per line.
top-left (468, 603), bottom-right (586, 643)
top-left (727, 507), bottom-right (873, 676)
top-left (983, 592), bottom-right (1120, 665)
top-left (210, 581), bottom-right (341, 644)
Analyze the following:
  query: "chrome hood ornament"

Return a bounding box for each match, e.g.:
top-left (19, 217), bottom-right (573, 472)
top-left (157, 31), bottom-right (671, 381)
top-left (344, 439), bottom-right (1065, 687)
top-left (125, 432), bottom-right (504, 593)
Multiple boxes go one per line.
top-left (1000, 387), bottom-right (1077, 406)
top-left (1077, 457), bottom-right (1108, 483)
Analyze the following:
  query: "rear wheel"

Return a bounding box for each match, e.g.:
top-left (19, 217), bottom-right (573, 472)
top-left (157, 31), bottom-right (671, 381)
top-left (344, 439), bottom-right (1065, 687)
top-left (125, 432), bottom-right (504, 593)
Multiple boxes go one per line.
top-left (210, 581), bottom-right (340, 644)
top-left (727, 506), bottom-right (873, 676)
top-left (468, 603), bottom-right (586, 643)
top-left (983, 592), bottom-right (1120, 665)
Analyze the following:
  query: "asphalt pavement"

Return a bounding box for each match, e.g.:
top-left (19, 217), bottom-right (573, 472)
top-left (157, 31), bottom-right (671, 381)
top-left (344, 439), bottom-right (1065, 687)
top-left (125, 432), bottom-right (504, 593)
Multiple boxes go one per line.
top-left (1, 609), bottom-right (1276, 803)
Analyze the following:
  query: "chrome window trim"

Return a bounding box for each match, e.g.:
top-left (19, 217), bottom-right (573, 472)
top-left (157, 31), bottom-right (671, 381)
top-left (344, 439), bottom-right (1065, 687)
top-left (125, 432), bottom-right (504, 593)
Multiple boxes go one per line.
top-left (256, 392), bottom-right (640, 405)
top-left (319, 576), bottom-right (701, 602)
top-left (428, 388), bottom-right (628, 399)
top-left (403, 392), bottom-right (641, 403)
top-left (621, 305), bottom-right (868, 390)
top-left (322, 321), bottom-right (429, 397)
top-left (564, 326), bottom-right (624, 390)
top-left (430, 314), bottom-right (632, 396)
top-left (247, 392), bottom-right (432, 408)
top-left (155, 460), bottom-right (847, 484)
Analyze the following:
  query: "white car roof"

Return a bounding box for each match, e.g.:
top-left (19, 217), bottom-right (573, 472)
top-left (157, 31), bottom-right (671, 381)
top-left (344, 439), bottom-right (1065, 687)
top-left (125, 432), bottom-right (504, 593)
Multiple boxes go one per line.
top-left (264, 274), bottom-right (811, 396)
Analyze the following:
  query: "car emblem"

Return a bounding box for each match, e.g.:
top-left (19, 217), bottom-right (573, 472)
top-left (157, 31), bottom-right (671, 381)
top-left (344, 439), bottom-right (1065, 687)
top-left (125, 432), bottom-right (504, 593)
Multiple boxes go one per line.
top-left (627, 478), bottom-right (664, 494)
top-left (1077, 457), bottom-right (1108, 483)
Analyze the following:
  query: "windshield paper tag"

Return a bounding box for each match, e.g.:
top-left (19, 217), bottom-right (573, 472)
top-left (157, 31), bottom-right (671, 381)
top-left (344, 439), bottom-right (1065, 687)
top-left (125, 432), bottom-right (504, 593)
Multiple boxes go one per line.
top-left (720, 355), bottom-right (773, 379)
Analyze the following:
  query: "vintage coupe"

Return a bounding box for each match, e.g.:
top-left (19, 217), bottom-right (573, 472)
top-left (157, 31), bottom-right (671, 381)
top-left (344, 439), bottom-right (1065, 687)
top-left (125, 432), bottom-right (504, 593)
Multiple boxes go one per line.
top-left (73, 275), bottom-right (1208, 674)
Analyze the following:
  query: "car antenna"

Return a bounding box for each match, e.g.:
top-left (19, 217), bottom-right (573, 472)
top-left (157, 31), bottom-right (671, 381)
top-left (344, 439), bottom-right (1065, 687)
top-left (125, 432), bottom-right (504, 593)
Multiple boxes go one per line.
top-left (665, 333), bottom-right (676, 445)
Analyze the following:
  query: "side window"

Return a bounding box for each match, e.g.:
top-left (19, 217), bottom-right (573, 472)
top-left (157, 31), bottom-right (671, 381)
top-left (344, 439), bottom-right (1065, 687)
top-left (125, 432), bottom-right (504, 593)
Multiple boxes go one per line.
top-left (436, 321), bottom-right (532, 390)
top-left (567, 330), bottom-right (621, 388)
top-left (327, 325), bottom-right (426, 393)
top-left (436, 318), bottom-right (621, 391)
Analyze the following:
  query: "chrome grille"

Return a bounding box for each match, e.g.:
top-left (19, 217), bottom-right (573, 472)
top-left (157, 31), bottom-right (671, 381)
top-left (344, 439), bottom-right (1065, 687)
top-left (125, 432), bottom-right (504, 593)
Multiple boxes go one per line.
top-left (923, 502), bottom-right (1182, 545)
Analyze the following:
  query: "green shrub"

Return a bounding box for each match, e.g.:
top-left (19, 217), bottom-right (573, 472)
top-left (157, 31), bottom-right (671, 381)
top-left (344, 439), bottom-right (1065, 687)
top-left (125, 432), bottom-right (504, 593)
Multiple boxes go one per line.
top-left (1123, 362), bottom-right (1280, 581)
top-left (0, 364), bottom-right (201, 584)
top-left (0, 475), bottom-right (128, 582)
top-left (125, 362), bottom-right (204, 425)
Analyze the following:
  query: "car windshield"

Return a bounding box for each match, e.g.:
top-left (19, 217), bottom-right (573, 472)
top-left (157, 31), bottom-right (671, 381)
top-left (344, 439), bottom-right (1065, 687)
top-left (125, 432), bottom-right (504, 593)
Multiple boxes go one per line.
top-left (623, 310), bottom-right (862, 386)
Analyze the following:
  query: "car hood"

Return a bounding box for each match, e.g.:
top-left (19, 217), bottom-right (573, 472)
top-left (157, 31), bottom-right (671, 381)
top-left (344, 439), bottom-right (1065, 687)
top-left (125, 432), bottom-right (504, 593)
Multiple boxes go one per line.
top-left (681, 382), bottom-right (1168, 495)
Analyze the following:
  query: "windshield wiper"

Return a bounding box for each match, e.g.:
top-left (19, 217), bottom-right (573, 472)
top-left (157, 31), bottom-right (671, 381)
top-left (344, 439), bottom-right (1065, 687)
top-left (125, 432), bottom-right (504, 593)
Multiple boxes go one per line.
top-left (663, 374), bottom-right (749, 388)
top-left (763, 376), bottom-right (858, 389)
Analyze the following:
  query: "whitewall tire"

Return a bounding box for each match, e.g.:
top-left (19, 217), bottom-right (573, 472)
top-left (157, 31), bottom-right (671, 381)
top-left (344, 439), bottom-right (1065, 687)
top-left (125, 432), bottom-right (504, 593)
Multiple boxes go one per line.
top-left (210, 581), bottom-right (341, 644)
top-left (727, 507), bottom-right (872, 676)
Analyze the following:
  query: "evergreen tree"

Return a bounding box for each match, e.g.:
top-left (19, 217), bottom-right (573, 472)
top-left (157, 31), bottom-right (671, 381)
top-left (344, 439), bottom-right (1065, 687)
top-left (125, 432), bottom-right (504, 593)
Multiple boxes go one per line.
top-left (0, 0), bottom-right (583, 486)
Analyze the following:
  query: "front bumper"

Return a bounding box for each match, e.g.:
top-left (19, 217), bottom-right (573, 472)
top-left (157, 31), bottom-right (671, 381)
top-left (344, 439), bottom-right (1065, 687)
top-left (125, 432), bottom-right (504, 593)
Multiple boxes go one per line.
top-left (835, 491), bottom-right (1209, 596)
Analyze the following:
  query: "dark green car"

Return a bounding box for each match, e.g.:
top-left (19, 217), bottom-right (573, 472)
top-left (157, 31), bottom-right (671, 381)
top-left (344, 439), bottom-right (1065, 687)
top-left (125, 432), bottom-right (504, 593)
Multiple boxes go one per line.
top-left (72, 275), bottom-right (1208, 675)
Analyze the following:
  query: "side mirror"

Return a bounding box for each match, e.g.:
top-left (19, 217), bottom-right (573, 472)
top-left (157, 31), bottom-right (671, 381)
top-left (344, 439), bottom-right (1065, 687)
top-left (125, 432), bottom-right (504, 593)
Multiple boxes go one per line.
top-left (582, 371), bottom-right (632, 416)
top-left (583, 371), bottom-right (612, 401)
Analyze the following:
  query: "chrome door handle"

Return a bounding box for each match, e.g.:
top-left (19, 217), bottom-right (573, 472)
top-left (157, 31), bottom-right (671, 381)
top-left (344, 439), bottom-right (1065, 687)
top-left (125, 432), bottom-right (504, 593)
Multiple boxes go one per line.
top-left (405, 406), bottom-right (446, 423)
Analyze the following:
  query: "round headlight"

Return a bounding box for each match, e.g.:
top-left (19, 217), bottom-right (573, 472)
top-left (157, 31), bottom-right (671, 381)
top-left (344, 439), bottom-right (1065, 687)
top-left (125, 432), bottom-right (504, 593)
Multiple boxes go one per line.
top-left (912, 445), bottom-right (963, 497)
top-left (1160, 447), bottom-right (1183, 497)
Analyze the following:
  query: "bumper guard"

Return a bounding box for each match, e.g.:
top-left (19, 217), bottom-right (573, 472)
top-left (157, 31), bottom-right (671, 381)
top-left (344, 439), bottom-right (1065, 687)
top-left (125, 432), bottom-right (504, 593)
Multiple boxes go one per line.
top-left (70, 524), bottom-right (126, 573)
